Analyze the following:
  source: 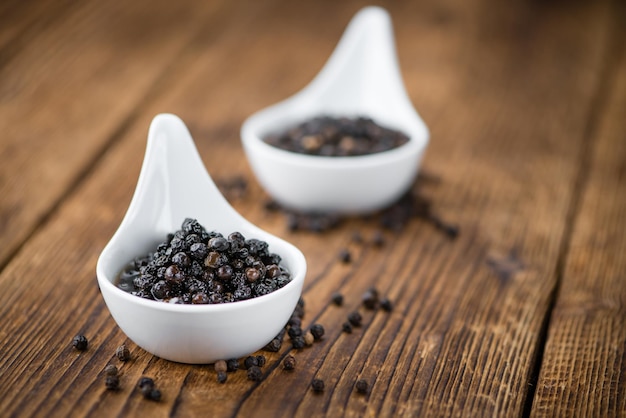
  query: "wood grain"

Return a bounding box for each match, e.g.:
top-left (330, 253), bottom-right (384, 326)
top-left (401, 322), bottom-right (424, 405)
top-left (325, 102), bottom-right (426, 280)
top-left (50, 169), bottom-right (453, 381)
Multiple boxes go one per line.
top-left (531, 3), bottom-right (626, 415)
top-left (0, 0), bottom-right (623, 416)
top-left (0, 0), bottom-right (225, 267)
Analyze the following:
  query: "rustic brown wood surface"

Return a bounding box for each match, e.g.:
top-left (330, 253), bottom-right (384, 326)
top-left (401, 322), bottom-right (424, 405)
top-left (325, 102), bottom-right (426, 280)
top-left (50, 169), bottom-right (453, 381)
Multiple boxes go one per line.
top-left (0, 0), bottom-right (624, 417)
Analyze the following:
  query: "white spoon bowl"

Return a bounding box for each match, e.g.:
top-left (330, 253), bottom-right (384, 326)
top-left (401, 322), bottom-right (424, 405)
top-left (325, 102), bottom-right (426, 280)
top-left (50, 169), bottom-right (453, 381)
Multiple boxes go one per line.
top-left (96, 114), bottom-right (306, 364)
top-left (241, 6), bottom-right (429, 214)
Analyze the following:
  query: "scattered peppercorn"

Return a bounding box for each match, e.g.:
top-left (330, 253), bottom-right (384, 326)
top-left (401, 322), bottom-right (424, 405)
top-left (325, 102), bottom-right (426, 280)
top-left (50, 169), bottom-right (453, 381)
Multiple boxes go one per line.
top-left (256, 355), bottom-right (266, 367)
top-left (310, 324), bottom-right (325, 340)
top-left (264, 338), bottom-right (282, 352)
top-left (104, 364), bottom-right (118, 376)
top-left (292, 336), bottom-right (306, 349)
top-left (380, 297), bottom-right (393, 312)
top-left (362, 289), bottom-right (379, 310)
top-left (244, 356), bottom-right (259, 369)
top-left (116, 345), bottom-right (131, 362)
top-left (342, 322), bottom-right (353, 333)
top-left (288, 326), bottom-right (303, 339)
top-left (311, 378), bottom-right (325, 392)
top-left (72, 335), bottom-right (88, 351)
top-left (247, 366), bottom-right (263, 381)
top-left (348, 311), bottom-right (363, 327)
top-left (217, 371), bottom-right (228, 384)
top-left (339, 249), bottom-right (351, 263)
top-left (355, 379), bottom-right (369, 394)
top-left (214, 360), bottom-right (227, 373)
top-left (137, 377), bottom-right (154, 391)
top-left (331, 292), bottom-right (344, 306)
top-left (282, 355), bottom-right (296, 371)
top-left (146, 389), bottom-right (161, 402)
top-left (226, 358), bottom-right (240, 372)
top-left (105, 375), bottom-right (120, 391)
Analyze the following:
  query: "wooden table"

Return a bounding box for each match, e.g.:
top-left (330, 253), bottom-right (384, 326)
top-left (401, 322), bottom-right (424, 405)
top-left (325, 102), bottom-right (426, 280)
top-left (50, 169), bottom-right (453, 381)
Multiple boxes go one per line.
top-left (1, 0), bottom-right (624, 416)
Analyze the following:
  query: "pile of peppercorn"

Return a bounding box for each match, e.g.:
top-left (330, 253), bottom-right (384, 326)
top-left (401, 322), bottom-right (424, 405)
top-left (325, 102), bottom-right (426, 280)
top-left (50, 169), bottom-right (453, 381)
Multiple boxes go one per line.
top-left (263, 116), bottom-right (409, 157)
top-left (116, 218), bottom-right (292, 304)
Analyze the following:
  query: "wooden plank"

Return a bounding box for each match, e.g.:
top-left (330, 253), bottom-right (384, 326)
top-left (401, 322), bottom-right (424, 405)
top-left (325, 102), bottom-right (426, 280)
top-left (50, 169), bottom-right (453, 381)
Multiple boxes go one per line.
top-left (531, 4), bottom-right (626, 416)
top-left (0, 0), bottom-right (618, 416)
top-left (0, 0), bottom-right (224, 267)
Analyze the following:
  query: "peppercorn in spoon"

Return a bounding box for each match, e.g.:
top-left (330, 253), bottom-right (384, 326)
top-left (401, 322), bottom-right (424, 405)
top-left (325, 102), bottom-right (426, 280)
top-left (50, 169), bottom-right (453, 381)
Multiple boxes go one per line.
top-left (97, 114), bottom-right (306, 364)
top-left (241, 6), bottom-right (429, 214)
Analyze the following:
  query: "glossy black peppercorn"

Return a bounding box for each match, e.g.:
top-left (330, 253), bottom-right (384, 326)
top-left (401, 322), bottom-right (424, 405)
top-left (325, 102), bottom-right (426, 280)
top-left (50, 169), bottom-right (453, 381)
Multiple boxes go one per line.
top-left (247, 366), bottom-right (263, 381)
top-left (116, 344), bottom-right (131, 362)
top-left (72, 334), bottom-right (88, 351)
top-left (380, 297), bottom-right (393, 312)
top-left (217, 371), bottom-right (227, 384)
top-left (310, 324), bottom-right (325, 340)
top-left (311, 378), bottom-right (325, 392)
top-left (331, 292), bottom-right (344, 306)
top-left (348, 311), bottom-right (362, 327)
top-left (105, 375), bottom-right (120, 391)
top-left (339, 249), bottom-right (351, 263)
top-left (283, 355), bottom-right (296, 370)
top-left (104, 364), bottom-right (118, 376)
top-left (362, 289), bottom-right (379, 310)
top-left (226, 358), bottom-right (240, 372)
top-left (137, 376), bottom-right (154, 390)
top-left (244, 356), bottom-right (259, 369)
top-left (292, 336), bottom-right (306, 349)
top-left (355, 379), bottom-right (369, 394)
top-left (146, 389), bottom-right (161, 401)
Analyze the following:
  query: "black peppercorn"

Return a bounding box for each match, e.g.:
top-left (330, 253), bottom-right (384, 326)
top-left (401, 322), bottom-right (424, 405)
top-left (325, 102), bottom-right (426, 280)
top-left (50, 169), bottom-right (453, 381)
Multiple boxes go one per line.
top-left (256, 355), bottom-right (266, 367)
top-left (339, 249), bottom-right (351, 263)
top-left (244, 356), bottom-right (259, 369)
top-left (355, 379), bottom-right (369, 394)
top-left (247, 366), bottom-right (263, 381)
top-left (217, 371), bottom-right (227, 384)
top-left (292, 336), bottom-right (306, 349)
top-left (288, 326), bottom-right (303, 339)
top-left (380, 297), bottom-right (393, 312)
top-left (283, 355), bottom-right (296, 370)
top-left (362, 289), bottom-right (379, 310)
top-left (105, 375), bottom-right (120, 391)
top-left (331, 292), bottom-right (344, 306)
top-left (146, 389), bottom-right (161, 401)
top-left (264, 338), bottom-right (282, 352)
top-left (116, 344), bottom-right (131, 362)
top-left (226, 358), bottom-right (240, 372)
top-left (311, 378), bottom-right (325, 392)
top-left (342, 322), bottom-right (353, 333)
top-left (348, 311), bottom-right (362, 327)
top-left (137, 376), bottom-right (154, 391)
top-left (310, 324), bottom-right (325, 340)
top-left (72, 334), bottom-right (88, 351)
top-left (104, 364), bottom-right (118, 376)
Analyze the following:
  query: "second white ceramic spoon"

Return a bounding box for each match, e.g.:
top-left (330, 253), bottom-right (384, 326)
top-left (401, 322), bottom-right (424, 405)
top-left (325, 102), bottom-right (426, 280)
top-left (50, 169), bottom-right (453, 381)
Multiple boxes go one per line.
top-left (241, 6), bottom-right (429, 214)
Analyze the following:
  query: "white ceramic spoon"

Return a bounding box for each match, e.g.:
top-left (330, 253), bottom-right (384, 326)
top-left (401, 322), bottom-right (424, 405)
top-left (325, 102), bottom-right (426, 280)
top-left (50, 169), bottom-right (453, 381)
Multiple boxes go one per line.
top-left (241, 6), bottom-right (429, 214)
top-left (96, 114), bottom-right (306, 364)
